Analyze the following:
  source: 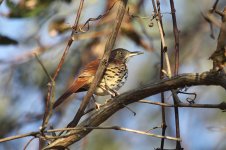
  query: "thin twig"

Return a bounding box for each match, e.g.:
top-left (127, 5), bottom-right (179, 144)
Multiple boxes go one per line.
top-left (24, 137), bottom-right (36, 150)
top-left (52, 126), bottom-right (180, 141)
top-left (170, 0), bottom-right (180, 75)
top-left (95, 126), bottom-right (180, 141)
top-left (146, 125), bottom-right (162, 132)
top-left (0, 132), bottom-right (38, 143)
top-left (210, 0), bottom-right (219, 13)
top-left (1, 98), bottom-right (225, 144)
top-left (0, 125), bottom-right (180, 143)
top-left (171, 90), bottom-right (182, 149)
top-left (138, 100), bottom-right (226, 110)
top-left (170, 0), bottom-right (182, 148)
top-left (78, 1), bottom-right (117, 32)
top-left (33, 55), bottom-right (56, 129)
top-left (151, 0), bottom-right (167, 148)
top-left (151, 0), bottom-right (171, 77)
top-left (34, 54), bottom-right (52, 81)
top-left (53, 0), bottom-right (84, 81)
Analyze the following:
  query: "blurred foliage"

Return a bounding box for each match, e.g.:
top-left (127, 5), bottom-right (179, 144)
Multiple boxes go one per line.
top-left (0, 0), bottom-right (226, 150)
top-left (6, 0), bottom-right (71, 18)
top-left (0, 116), bottom-right (16, 138)
top-left (48, 17), bottom-right (71, 36)
top-left (84, 131), bottom-right (121, 150)
top-left (0, 34), bottom-right (18, 45)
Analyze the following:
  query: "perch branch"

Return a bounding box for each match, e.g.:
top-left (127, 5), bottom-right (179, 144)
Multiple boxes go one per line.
top-left (44, 71), bottom-right (226, 149)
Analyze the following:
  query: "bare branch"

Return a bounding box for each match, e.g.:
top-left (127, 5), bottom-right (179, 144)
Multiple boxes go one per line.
top-left (44, 71), bottom-right (226, 149)
top-left (23, 137), bottom-right (36, 150)
top-left (151, 0), bottom-right (168, 148)
top-left (169, 0), bottom-right (182, 148)
top-left (0, 132), bottom-right (38, 143)
top-left (0, 125), bottom-right (180, 145)
top-left (34, 53), bottom-right (52, 82)
top-left (138, 100), bottom-right (226, 110)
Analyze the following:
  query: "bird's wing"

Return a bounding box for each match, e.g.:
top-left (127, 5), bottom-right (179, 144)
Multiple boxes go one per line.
top-left (53, 59), bottom-right (100, 109)
top-left (53, 78), bottom-right (90, 109)
top-left (79, 59), bottom-right (100, 77)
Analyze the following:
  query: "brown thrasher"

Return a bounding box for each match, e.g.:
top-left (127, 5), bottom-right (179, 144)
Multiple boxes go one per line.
top-left (53, 48), bottom-right (143, 109)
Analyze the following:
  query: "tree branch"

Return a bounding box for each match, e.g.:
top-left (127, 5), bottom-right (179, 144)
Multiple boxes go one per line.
top-left (44, 71), bottom-right (226, 149)
top-left (138, 100), bottom-right (226, 110)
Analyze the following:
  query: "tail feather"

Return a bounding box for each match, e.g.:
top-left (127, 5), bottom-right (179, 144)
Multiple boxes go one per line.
top-left (53, 87), bottom-right (74, 109)
top-left (53, 78), bottom-right (89, 109)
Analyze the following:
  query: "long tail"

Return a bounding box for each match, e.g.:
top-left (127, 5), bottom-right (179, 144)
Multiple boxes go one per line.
top-left (53, 78), bottom-right (89, 109)
top-left (53, 86), bottom-right (74, 109)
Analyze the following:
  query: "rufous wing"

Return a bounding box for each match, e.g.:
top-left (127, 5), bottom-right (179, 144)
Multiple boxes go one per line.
top-left (53, 59), bottom-right (100, 109)
top-left (79, 59), bottom-right (100, 77)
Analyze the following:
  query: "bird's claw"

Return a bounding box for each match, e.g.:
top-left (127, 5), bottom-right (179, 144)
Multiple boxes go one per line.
top-left (95, 102), bottom-right (102, 110)
top-left (105, 98), bottom-right (113, 104)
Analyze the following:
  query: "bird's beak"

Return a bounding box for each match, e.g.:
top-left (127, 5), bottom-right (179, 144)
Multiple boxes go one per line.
top-left (128, 51), bottom-right (144, 57)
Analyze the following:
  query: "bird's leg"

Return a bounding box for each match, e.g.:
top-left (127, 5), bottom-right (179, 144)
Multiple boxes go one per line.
top-left (122, 104), bottom-right (136, 116)
top-left (95, 102), bottom-right (102, 110)
top-left (98, 85), bottom-right (113, 104)
top-left (99, 78), bottom-right (117, 98)
top-left (102, 79), bottom-right (135, 115)
top-left (91, 95), bottom-right (101, 110)
top-left (100, 78), bottom-right (119, 104)
top-left (109, 88), bottom-right (119, 97)
top-left (99, 85), bottom-right (115, 97)
top-left (97, 85), bottom-right (114, 104)
top-left (105, 86), bottom-right (119, 98)
top-left (104, 87), bottom-right (119, 104)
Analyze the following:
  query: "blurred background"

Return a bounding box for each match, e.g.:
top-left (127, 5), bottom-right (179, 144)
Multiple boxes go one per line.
top-left (0, 0), bottom-right (226, 150)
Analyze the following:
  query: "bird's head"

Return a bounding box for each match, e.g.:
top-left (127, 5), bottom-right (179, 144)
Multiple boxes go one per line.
top-left (110, 48), bottom-right (143, 62)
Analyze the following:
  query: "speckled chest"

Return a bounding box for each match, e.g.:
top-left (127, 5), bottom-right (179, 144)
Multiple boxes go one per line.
top-left (95, 62), bottom-right (128, 95)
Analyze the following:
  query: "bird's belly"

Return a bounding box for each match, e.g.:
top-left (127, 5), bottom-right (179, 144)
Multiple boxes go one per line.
top-left (94, 87), bottom-right (108, 96)
top-left (94, 64), bottom-right (128, 96)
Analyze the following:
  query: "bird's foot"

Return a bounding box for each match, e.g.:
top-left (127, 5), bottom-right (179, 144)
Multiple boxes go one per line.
top-left (105, 90), bottom-right (119, 104)
top-left (110, 90), bottom-right (119, 98)
top-left (103, 84), bottom-right (119, 98)
top-left (105, 98), bottom-right (113, 104)
top-left (95, 102), bottom-right (102, 110)
top-left (113, 90), bottom-right (119, 97)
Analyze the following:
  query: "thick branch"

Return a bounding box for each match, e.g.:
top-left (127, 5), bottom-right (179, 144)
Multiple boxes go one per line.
top-left (44, 71), bottom-right (226, 149)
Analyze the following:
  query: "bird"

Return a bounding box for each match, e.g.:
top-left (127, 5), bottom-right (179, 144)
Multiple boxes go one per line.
top-left (53, 48), bottom-right (143, 109)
